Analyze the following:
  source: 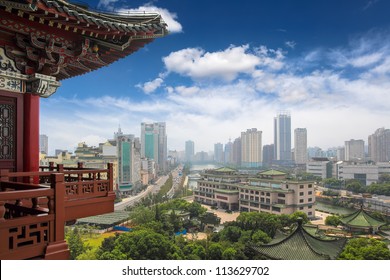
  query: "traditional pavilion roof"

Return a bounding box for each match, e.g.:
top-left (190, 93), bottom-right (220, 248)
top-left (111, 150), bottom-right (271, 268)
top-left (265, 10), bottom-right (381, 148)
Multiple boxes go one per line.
top-left (214, 167), bottom-right (237, 173)
top-left (258, 170), bottom-right (287, 176)
top-left (251, 219), bottom-right (347, 260)
top-left (0, 0), bottom-right (168, 80)
top-left (340, 207), bottom-right (386, 229)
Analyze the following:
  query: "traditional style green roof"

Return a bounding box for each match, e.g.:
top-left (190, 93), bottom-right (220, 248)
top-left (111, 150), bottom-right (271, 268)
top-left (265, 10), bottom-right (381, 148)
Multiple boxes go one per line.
top-left (251, 219), bottom-right (347, 260)
top-left (258, 170), bottom-right (286, 176)
top-left (214, 167), bottom-right (237, 173)
top-left (340, 207), bottom-right (386, 229)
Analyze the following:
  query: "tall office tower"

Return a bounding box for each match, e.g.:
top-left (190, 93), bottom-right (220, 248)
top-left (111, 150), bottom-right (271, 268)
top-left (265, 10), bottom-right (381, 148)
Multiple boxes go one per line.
top-left (141, 122), bottom-right (167, 171)
top-left (224, 139), bottom-right (233, 164)
top-left (241, 128), bottom-right (262, 168)
top-left (274, 112), bottom-right (292, 161)
top-left (232, 137), bottom-right (242, 166)
top-left (368, 128), bottom-right (390, 162)
top-left (117, 133), bottom-right (141, 193)
top-left (262, 144), bottom-right (274, 167)
top-left (214, 143), bottom-right (224, 163)
top-left (337, 147), bottom-right (345, 161)
top-left (345, 139), bottom-right (365, 161)
top-left (294, 128), bottom-right (307, 164)
top-left (39, 134), bottom-right (48, 155)
top-left (185, 140), bottom-right (195, 162)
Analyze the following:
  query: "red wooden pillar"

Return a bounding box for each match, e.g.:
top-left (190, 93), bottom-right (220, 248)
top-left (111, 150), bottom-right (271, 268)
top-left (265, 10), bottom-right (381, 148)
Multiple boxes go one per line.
top-left (23, 94), bottom-right (40, 172)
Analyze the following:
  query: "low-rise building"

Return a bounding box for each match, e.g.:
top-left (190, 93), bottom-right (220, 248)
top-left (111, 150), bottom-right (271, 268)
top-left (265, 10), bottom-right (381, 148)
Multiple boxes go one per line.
top-left (194, 168), bottom-right (315, 218)
top-left (336, 161), bottom-right (390, 186)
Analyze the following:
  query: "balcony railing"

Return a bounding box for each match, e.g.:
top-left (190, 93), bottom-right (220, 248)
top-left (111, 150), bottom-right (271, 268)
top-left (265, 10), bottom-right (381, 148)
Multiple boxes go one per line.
top-left (0, 163), bottom-right (115, 260)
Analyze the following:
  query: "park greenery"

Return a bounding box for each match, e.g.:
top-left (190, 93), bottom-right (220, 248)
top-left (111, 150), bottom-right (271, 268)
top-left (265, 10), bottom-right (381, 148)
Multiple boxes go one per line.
top-left (65, 197), bottom-right (390, 260)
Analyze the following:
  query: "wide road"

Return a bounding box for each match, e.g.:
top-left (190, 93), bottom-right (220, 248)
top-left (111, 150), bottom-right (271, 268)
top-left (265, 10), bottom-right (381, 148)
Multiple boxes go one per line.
top-left (114, 175), bottom-right (169, 211)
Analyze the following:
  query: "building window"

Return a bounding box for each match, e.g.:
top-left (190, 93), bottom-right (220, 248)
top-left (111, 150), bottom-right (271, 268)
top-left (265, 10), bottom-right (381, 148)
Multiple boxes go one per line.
top-left (299, 185), bottom-right (304, 189)
top-left (278, 193), bottom-right (285, 197)
top-left (308, 198), bottom-right (312, 202)
top-left (299, 207), bottom-right (304, 210)
top-left (299, 192), bottom-right (304, 196)
top-left (299, 199), bottom-right (304, 203)
top-left (308, 211), bottom-right (312, 216)
top-left (308, 205), bottom-right (312, 209)
top-left (308, 191), bottom-right (312, 195)
top-left (277, 199), bottom-right (285, 204)
top-left (266, 193), bottom-right (270, 196)
top-left (308, 184), bottom-right (313, 188)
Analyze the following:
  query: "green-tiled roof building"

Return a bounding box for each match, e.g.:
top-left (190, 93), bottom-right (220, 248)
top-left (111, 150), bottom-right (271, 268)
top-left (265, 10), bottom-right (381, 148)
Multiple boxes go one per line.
top-left (340, 207), bottom-right (386, 234)
top-left (251, 219), bottom-right (347, 260)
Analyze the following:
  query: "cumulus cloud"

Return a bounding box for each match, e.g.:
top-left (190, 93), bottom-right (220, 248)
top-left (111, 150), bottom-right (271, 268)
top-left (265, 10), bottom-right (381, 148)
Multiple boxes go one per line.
top-left (162, 45), bottom-right (285, 81)
top-left (285, 41), bottom-right (296, 49)
top-left (137, 77), bottom-right (164, 94)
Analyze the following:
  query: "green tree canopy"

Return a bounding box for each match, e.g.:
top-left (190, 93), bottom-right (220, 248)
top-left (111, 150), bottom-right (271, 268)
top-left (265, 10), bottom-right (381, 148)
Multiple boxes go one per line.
top-left (339, 238), bottom-right (390, 260)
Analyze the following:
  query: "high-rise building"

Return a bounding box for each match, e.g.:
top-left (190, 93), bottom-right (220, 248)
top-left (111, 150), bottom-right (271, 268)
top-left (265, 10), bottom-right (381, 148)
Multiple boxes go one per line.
top-left (241, 128), bottom-right (262, 168)
top-left (368, 128), bottom-right (390, 162)
top-left (345, 139), bottom-right (365, 161)
top-left (185, 140), bottom-right (195, 162)
top-left (294, 128), bottom-right (307, 164)
top-left (262, 144), bottom-right (274, 167)
top-left (39, 134), bottom-right (48, 155)
top-left (141, 122), bottom-right (167, 171)
top-left (224, 139), bottom-right (233, 164)
top-left (232, 137), bottom-right (242, 166)
top-left (117, 133), bottom-right (141, 194)
top-left (214, 143), bottom-right (224, 163)
top-left (274, 112), bottom-right (292, 161)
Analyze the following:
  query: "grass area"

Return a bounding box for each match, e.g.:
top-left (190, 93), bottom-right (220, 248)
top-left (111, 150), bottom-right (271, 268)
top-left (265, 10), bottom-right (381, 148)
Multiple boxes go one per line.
top-left (83, 231), bottom-right (117, 249)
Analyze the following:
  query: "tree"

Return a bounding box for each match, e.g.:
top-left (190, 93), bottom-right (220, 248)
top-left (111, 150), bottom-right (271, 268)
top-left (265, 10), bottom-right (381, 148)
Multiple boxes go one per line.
top-left (222, 247), bottom-right (237, 260)
top-left (129, 205), bottom-right (155, 225)
top-left (339, 238), bottom-right (390, 260)
top-left (219, 226), bottom-right (242, 243)
top-left (98, 229), bottom-right (183, 260)
top-left (325, 215), bottom-right (341, 226)
top-left (251, 230), bottom-right (271, 244)
top-left (207, 243), bottom-right (223, 260)
top-left (66, 227), bottom-right (86, 260)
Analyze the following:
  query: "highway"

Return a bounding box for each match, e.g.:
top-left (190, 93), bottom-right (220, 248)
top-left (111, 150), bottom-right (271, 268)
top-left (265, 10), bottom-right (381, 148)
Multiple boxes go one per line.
top-left (114, 165), bottom-right (183, 211)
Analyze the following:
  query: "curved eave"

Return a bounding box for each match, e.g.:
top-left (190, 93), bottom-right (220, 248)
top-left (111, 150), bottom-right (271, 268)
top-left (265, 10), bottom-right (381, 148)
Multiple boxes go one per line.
top-left (57, 37), bottom-right (154, 80)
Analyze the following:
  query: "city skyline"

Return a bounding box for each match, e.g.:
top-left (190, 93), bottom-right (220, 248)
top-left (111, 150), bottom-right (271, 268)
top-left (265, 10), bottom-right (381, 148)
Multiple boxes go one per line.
top-left (40, 0), bottom-right (390, 154)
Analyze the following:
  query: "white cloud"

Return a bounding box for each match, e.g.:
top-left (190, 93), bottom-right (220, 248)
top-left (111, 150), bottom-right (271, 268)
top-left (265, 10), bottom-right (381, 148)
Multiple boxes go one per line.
top-left (285, 41), bottom-right (296, 49)
top-left (137, 78), bottom-right (164, 94)
top-left (97, 0), bottom-right (118, 9)
top-left (163, 45), bottom-right (285, 81)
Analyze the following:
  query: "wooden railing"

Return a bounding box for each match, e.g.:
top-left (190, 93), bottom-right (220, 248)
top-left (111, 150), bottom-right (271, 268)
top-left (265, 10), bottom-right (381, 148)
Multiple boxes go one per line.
top-left (0, 163), bottom-right (114, 259)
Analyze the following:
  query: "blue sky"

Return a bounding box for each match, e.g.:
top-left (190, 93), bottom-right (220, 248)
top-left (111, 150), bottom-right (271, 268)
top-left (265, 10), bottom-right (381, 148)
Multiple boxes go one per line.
top-left (41, 0), bottom-right (390, 155)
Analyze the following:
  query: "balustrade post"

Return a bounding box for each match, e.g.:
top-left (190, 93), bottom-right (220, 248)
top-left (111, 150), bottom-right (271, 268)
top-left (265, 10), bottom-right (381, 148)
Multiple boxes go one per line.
top-left (77, 162), bottom-right (84, 169)
top-left (57, 164), bottom-right (64, 172)
top-left (0, 201), bottom-right (5, 221)
top-left (32, 197), bottom-right (39, 209)
top-left (107, 163), bottom-right (113, 192)
top-left (51, 173), bottom-right (65, 242)
top-left (49, 162), bottom-right (54, 171)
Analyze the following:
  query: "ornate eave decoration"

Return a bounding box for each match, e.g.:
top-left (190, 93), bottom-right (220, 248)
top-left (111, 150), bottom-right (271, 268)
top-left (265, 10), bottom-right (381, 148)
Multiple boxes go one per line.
top-left (0, 47), bottom-right (60, 97)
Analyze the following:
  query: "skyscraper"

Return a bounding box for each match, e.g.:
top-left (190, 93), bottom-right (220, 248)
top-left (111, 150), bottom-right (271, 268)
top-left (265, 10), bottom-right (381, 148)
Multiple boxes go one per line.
top-left (185, 140), bottom-right (195, 162)
top-left (39, 134), bottom-right (48, 155)
top-left (214, 143), bottom-right (224, 163)
top-left (224, 139), bottom-right (233, 164)
top-left (141, 122), bottom-right (167, 171)
top-left (345, 139), bottom-right (365, 161)
top-left (274, 112), bottom-right (292, 161)
top-left (294, 128), bottom-right (307, 164)
top-left (117, 133), bottom-right (141, 194)
top-left (241, 128), bottom-right (262, 168)
top-left (368, 128), bottom-right (390, 162)
top-left (232, 137), bottom-right (242, 166)
top-left (262, 144), bottom-right (274, 167)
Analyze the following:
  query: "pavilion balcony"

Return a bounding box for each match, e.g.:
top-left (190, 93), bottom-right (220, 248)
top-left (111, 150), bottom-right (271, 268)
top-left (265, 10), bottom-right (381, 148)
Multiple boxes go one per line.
top-left (0, 163), bottom-right (115, 260)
